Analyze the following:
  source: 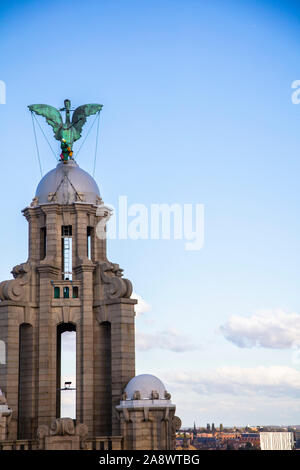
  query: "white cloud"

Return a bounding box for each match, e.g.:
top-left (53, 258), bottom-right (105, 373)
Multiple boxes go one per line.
top-left (136, 328), bottom-right (200, 352)
top-left (131, 292), bottom-right (151, 316)
top-left (167, 392), bottom-right (300, 427)
top-left (219, 309), bottom-right (300, 349)
top-left (164, 365), bottom-right (300, 398)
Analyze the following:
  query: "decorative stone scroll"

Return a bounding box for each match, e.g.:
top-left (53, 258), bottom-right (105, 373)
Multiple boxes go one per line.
top-left (100, 262), bottom-right (132, 300)
top-left (50, 417), bottom-right (75, 436)
top-left (0, 262), bottom-right (31, 301)
top-left (37, 418), bottom-right (88, 450)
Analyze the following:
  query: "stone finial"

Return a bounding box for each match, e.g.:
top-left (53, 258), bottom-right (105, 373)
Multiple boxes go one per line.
top-left (132, 390), bottom-right (141, 400)
top-left (150, 390), bottom-right (159, 400)
top-left (47, 192), bottom-right (57, 202)
top-left (76, 192), bottom-right (85, 202)
top-left (0, 390), bottom-right (7, 405)
top-left (164, 390), bottom-right (171, 400)
top-left (30, 196), bottom-right (39, 207)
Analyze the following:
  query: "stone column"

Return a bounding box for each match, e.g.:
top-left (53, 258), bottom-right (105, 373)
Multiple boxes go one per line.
top-left (109, 299), bottom-right (136, 435)
top-left (37, 265), bottom-right (60, 429)
top-left (74, 265), bottom-right (95, 435)
top-left (0, 304), bottom-right (20, 440)
top-left (41, 205), bottom-right (61, 267)
top-left (116, 400), bottom-right (180, 450)
top-left (74, 205), bottom-right (89, 265)
top-left (23, 208), bottom-right (42, 263)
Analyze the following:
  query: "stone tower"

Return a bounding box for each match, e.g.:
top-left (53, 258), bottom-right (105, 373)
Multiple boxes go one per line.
top-left (0, 158), bottom-right (181, 450)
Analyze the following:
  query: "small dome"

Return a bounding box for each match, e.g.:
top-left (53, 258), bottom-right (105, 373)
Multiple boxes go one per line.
top-left (124, 374), bottom-right (167, 400)
top-left (35, 160), bottom-right (100, 205)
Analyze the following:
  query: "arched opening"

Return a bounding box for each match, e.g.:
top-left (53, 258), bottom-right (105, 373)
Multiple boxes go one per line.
top-left (18, 323), bottom-right (34, 439)
top-left (56, 323), bottom-right (76, 420)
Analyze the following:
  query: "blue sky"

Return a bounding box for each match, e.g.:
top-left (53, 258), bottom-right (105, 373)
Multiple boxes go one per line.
top-left (1, 0), bottom-right (300, 426)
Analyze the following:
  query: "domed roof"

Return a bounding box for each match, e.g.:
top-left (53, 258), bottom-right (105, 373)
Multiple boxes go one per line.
top-left (124, 374), bottom-right (167, 400)
top-left (35, 160), bottom-right (100, 205)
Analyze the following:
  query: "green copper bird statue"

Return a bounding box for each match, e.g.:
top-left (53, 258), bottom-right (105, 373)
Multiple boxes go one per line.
top-left (28, 99), bottom-right (103, 161)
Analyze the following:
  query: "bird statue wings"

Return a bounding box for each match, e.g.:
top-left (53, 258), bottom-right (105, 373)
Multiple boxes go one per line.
top-left (28, 99), bottom-right (103, 149)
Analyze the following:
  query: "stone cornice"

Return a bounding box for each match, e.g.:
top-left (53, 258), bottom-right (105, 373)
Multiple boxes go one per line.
top-left (73, 203), bottom-right (98, 214)
top-left (40, 204), bottom-right (62, 215)
top-left (22, 206), bottom-right (44, 220)
top-left (94, 298), bottom-right (137, 307)
top-left (73, 264), bottom-right (96, 274)
top-left (51, 299), bottom-right (81, 307)
top-left (37, 265), bottom-right (61, 276)
top-left (0, 301), bottom-right (39, 308)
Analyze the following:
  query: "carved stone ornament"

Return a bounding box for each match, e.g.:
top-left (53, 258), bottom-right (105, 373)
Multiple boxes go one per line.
top-left (37, 425), bottom-right (49, 443)
top-left (48, 192), bottom-right (57, 202)
top-left (122, 408), bottom-right (130, 423)
top-left (172, 416), bottom-right (182, 433)
top-left (0, 390), bottom-right (7, 405)
top-left (75, 423), bottom-right (89, 449)
top-left (30, 196), bottom-right (39, 207)
top-left (37, 418), bottom-right (88, 450)
top-left (50, 417), bottom-right (75, 436)
top-left (100, 261), bottom-right (133, 299)
top-left (150, 390), bottom-right (159, 400)
top-left (121, 391), bottom-right (127, 401)
top-left (0, 262), bottom-right (31, 301)
top-left (132, 390), bottom-right (141, 400)
top-left (171, 416), bottom-right (182, 450)
top-left (164, 390), bottom-right (171, 400)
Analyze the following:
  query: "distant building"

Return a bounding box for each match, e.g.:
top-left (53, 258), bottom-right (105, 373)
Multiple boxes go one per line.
top-left (260, 432), bottom-right (294, 450)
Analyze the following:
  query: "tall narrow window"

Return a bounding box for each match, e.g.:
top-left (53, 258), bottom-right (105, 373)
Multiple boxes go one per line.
top-left (87, 226), bottom-right (93, 260)
top-left (54, 287), bottom-right (60, 299)
top-left (72, 286), bottom-right (79, 298)
top-left (63, 287), bottom-right (69, 299)
top-left (61, 226), bottom-right (72, 280)
top-left (56, 323), bottom-right (76, 420)
top-left (40, 227), bottom-right (47, 260)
